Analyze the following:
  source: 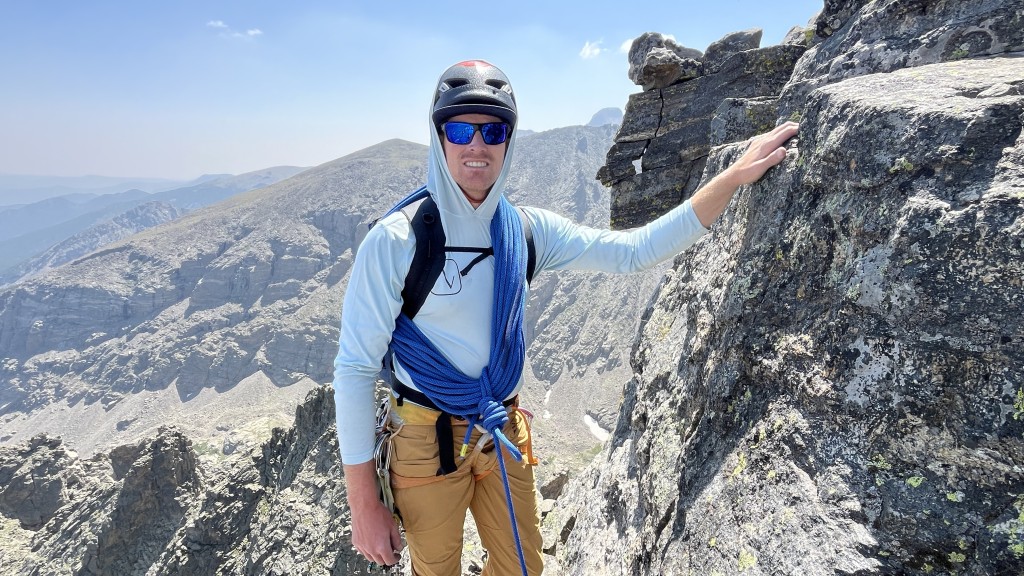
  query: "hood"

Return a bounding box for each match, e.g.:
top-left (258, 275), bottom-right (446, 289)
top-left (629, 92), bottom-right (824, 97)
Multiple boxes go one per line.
top-left (425, 113), bottom-right (518, 239)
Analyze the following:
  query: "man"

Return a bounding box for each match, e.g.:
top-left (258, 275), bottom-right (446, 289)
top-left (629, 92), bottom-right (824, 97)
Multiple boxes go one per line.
top-left (333, 59), bottom-right (798, 575)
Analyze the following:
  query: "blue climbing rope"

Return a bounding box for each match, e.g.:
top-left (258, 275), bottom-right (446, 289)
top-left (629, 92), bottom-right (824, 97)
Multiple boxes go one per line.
top-left (387, 189), bottom-right (531, 576)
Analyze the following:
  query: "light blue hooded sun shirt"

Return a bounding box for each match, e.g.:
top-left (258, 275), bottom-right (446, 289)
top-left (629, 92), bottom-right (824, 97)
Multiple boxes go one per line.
top-left (332, 112), bottom-right (710, 465)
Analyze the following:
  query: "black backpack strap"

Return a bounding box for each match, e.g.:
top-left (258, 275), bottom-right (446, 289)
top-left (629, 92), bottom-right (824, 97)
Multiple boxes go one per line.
top-left (400, 197), bottom-right (446, 319)
top-left (517, 207), bottom-right (536, 283)
top-left (397, 198), bottom-right (535, 319)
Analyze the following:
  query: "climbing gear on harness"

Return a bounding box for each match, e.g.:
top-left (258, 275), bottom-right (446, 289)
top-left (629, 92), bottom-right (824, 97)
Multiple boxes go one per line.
top-left (370, 396), bottom-right (404, 575)
top-left (388, 399), bottom-right (539, 489)
top-left (391, 379), bottom-right (517, 476)
top-left (432, 60), bottom-right (517, 130)
top-left (373, 396), bottom-right (400, 516)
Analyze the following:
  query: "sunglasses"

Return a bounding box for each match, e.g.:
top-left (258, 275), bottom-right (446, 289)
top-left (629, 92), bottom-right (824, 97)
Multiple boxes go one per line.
top-left (442, 121), bottom-right (510, 145)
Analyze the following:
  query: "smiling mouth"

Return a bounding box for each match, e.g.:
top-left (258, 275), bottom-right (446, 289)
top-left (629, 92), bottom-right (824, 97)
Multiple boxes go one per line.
top-left (464, 161), bottom-right (488, 168)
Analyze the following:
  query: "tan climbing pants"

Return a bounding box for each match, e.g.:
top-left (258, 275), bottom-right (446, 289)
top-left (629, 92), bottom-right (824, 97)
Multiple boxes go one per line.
top-left (389, 397), bottom-right (543, 576)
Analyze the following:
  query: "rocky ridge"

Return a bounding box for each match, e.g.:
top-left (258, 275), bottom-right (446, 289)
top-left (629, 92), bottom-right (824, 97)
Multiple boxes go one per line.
top-left (545, 1), bottom-right (1024, 575)
top-left (0, 388), bottom-right (367, 574)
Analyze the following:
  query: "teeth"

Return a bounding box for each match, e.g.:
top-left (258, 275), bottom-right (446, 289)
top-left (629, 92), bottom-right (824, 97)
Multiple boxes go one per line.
top-left (465, 161), bottom-right (487, 167)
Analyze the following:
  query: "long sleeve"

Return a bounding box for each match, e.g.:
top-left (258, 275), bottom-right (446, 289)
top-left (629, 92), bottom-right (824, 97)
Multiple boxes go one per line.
top-left (332, 213), bottom-right (413, 464)
top-left (527, 198), bottom-right (709, 274)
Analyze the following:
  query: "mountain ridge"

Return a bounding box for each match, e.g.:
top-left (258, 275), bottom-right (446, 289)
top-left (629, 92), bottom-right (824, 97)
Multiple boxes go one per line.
top-left (0, 124), bottom-right (649, 475)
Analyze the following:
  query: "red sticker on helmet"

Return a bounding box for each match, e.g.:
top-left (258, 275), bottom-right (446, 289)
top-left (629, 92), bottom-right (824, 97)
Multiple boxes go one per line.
top-left (456, 60), bottom-right (492, 68)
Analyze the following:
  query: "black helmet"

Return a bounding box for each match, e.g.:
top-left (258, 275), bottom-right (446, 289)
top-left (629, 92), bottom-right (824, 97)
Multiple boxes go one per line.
top-left (431, 60), bottom-right (517, 129)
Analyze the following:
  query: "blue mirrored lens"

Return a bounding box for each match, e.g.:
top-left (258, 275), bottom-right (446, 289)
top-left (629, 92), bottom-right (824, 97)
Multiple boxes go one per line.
top-left (480, 123), bottom-right (508, 145)
top-left (444, 122), bottom-right (477, 145)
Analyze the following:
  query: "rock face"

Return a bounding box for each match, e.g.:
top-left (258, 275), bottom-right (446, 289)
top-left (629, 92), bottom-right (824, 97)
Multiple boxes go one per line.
top-left (547, 2), bottom-right (1024, 575)
top-left (0, 387), bottom-right (365, 575)
top-left (0, 428), bottom-right (204, 575)
top-left (601, 28), bottom-right (806, 229)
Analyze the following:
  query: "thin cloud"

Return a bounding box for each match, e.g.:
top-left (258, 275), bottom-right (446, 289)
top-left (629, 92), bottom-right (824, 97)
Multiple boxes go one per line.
top-left (580, 40), bottom-right (604, 59)
top-left (207, 20), bottom-right (263, 39)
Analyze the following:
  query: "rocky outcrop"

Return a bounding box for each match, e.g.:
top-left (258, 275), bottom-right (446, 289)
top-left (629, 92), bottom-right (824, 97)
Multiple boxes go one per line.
top-left (0, 387), bottom-right (366, 575)
top-left (156, 386), bottom-right (360, 575)
top-left (602, 29), bottom-right (806, 229)
top-left (627, 32), bottom-right (705, 90)
top-left (1, 428), bottom-right (203, 575)
top-left (0, 435), bottom-right (79, 529)
top-left (548, 1), bottom-right (1024, 575)
top-left (779, 0), bottom-right (1024, 113)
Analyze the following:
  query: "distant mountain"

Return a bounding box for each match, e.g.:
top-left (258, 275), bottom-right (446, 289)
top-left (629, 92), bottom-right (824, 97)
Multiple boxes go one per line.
top-left (149, 166), bottom-right (307, 210)
top-left (0, 189), bottom-right (152, 242)
top-left (0, 201), bottom-right (186, 286)
top-left (0, 174), bottom-right (191, 206)
top-left (588, 107), bottom-right (623, 126)
top-left (0, 167), bottom-right (306, 284)
top-left (0, 192), bottom-right (159, 275)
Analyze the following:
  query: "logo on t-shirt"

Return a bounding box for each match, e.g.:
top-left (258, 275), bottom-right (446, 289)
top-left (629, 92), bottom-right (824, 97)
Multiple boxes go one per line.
top-left (432, 258), bottom-right (462, 295)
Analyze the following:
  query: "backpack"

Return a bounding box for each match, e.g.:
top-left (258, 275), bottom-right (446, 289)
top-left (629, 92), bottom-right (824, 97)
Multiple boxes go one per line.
top-left (389, 195), bottom-right (536, 319)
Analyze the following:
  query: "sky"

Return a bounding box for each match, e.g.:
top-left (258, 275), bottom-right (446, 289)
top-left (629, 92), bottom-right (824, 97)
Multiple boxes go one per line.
top-left (0, 0), bottom-right (823, 181)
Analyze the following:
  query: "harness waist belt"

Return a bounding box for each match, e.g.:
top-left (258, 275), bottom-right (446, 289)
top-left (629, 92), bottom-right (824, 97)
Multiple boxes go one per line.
top-left (391, 380), bottom-right (516, 476)
top-left (391, 380), bottom-right (516, 412)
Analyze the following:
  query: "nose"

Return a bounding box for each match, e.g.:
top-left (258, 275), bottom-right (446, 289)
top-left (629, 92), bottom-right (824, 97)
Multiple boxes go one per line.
top-left (467, 128), bottom-right (486, 147)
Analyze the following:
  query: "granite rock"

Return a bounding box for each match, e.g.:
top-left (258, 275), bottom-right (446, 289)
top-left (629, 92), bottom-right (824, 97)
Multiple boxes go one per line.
top-left (550, 2), bottom-right (1024, 574)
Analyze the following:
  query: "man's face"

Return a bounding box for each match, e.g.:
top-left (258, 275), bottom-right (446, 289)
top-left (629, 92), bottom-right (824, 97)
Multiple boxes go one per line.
top-left (440, 113), bottom-right (507, 208)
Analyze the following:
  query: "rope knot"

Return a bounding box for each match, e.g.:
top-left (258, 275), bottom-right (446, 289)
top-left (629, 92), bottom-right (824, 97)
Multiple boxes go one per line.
top-left (472, 397), bottom-right (522, 462)
top-left (478, 398), bottom-right (508, 431)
